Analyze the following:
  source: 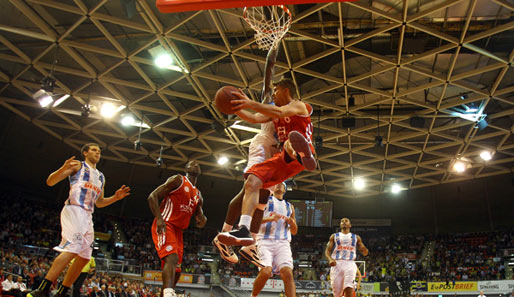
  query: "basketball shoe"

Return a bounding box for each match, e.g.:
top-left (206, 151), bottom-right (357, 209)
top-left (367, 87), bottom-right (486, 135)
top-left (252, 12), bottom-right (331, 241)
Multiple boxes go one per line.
top-left (217, 225), bottom-right (254, 246)
top-left (289, 131), bottom-right (316, 171)
top-left (239, 244), bottom-right (264, 268)
top-left (213, 236), bottom-right (239, 264)
top-left (27, 289), bottom-right (49, 297)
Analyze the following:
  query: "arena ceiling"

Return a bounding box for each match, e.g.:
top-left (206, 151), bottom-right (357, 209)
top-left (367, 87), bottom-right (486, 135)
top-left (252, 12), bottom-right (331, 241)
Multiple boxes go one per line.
top-left (0, 0), bottom-right (513, 198)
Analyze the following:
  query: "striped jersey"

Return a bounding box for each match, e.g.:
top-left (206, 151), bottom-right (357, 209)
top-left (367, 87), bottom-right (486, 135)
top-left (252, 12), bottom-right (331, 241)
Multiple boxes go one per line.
top-left (331, 232), bottom-right (357, 261)
top-left (157, 175), bottom-right (201, 230)
top-left (67, 161), bottom-right (105, 212)
top-left (257, 196), bottom-right (293, 241)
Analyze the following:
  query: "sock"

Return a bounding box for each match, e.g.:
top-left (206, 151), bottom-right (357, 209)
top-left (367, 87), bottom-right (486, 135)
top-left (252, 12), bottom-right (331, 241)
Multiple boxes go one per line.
top-left (222, 223), bottom-right (233, 232)
top-left (56, 283), bottom-right (69, 295)
top-left (239, 215), bottom-right (252, 229)
top-left (251, 232), bottom-right (257, 240)
top-left (163, 288), bottom-right (175, 297)
top-left (38, 279), bottom-right (52, 291)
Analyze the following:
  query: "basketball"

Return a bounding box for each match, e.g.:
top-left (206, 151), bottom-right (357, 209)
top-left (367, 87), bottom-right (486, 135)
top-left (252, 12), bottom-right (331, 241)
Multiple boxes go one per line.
top-left (214, 86), bottom-right (239, 115)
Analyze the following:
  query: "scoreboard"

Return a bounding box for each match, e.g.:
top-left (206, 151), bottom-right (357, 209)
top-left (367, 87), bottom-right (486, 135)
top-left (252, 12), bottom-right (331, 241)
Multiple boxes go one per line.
top-left (289, 200), bottom-right (333, 227)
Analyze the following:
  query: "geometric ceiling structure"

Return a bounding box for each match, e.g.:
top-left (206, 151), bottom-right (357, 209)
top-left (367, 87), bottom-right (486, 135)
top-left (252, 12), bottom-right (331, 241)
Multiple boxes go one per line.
top-left (0, 0), bottom-right (513, 198)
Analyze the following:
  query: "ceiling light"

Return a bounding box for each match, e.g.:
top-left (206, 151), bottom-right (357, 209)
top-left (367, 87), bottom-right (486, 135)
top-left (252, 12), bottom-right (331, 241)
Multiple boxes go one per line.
top-left (121, 115), bottom-right (135, 126)
top-left (218, 156), bottom-right (228, 165)
top-left (391, 184), bottom-right (402, 194)
top-left (33, 89), bottom-right (54, 107)
top-left (479, 151), bottom-right (492, 161)
top-left (154, 54), bottom-right (173, 68)
top-left (353, 178), bottom-right (365, 190)
top-left (100, 103), bottom-right (117, 118)
top-left (453, 161), bottom-right (466, 173)
top-left (460, 94), bottom-right (468, 100)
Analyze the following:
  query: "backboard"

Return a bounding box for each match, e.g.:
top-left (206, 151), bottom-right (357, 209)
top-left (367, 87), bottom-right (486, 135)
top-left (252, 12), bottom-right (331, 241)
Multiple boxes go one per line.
top-left (156, 0), bottom-right (357, 13)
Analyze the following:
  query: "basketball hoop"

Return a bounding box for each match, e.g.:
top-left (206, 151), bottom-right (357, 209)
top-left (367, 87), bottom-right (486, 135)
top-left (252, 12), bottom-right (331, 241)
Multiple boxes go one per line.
top-left (243, 5), bottom-right (292, 50)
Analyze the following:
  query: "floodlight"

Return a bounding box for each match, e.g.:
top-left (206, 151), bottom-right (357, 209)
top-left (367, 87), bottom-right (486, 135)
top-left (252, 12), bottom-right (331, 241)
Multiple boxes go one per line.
top-left (353, 178), bottom-right (366, 190)
top-left (121, 115), bottom-right (135, 126)
top-left (100, 102), bottom-right (117, 118)
top-left (218, 156), bottom-right (228, 165)
top-left (154, 53), bottom-right (173, 68)
top-left (391, 184), bottom-right (402, 194)
top-left (33, 89), bottom-right (54, 107)
top-left (479, 151), bottom-right (492, 161)
top-left (453, 161), bottom-right (466, 173)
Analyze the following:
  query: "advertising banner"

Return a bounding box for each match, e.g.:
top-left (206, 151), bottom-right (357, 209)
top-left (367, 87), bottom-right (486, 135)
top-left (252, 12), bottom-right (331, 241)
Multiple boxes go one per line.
top-left (427, 282), bottom-right (477, 292)
top-left (478, 280), bottom-right (514, 293)
top-left (241, 278), bottom-right (284, 290)
top-left (359, 283), bottom-right (375, 294)
top-left (389, 280), bottom-right (410, 297)
top-left (410, 281), bottom-right (428, 292)
top-left (143, 271), bottom-right (197, 285)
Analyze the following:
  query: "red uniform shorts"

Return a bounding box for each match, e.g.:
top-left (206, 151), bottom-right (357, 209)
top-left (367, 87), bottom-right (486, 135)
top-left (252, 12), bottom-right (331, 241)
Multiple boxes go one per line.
top-left (245, 149), bottom-right (305, 189)
top-left (151, 220), bottom-right (184, 268)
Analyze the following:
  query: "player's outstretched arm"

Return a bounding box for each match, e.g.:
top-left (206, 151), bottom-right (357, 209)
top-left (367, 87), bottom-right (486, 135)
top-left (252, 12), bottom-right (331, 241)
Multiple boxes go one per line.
top-left (46, 156), bottom-right (81, 186)
top-left (232, 92), bottom-right (308, 119)
top-left (147, 175), bottom-right (182, 234)
top-left (234, 109), bottom-right (272, 124)
top-left (194, 193), bottom-right (207, 228)
top-left (357, 235), bottom-right (369, 256)
top-left (285, 205), bottom-right (298, 235)
top-left (325, 234), bottom-right (336, 266)
top-left (261, 47), bottom-right (279, 104)
top-left (96, 184), bottom-right (131, 208)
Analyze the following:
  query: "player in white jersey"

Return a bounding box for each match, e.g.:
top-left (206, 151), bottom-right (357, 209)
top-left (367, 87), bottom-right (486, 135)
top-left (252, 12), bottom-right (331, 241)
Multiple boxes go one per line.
top-left (325, 218), bottom-right (368, 297)
top-left (251, 182), bottom-right (297, 297)
top-left (28, 143), bottom-right (130, 297)
top-left (213, 46), bottom-right (279, 267)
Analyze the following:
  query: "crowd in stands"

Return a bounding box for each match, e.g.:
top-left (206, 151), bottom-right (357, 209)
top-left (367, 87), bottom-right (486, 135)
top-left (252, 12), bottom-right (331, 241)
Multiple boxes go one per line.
top-left (0, 188), bottom-right (513, 297)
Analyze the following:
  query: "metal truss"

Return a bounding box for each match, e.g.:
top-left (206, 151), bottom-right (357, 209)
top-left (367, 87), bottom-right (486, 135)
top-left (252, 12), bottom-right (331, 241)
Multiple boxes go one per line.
top-left (0, 0), bottom-right (513, 198)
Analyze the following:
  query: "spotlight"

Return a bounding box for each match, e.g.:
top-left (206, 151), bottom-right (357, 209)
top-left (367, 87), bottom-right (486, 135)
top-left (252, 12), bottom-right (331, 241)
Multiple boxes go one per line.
top-left (33, 89), bottom-right (54, 107)
top-left (391, 184), bottom-right (402, 194)
top-left (41, 76), bottom-right (56, 92)
top-left (286, 183), bottom-right (293, 191)
top-left (479, 151), bottom-right (492, 161)
top-left (156, 157), bottom-right (163, 167)
top-left (348, 95), bottom-right (355, 107)
top-left (218, 156), bottom-right (228, 165)
top-left (453, 161), bottom-right (466, 173)
top-left (134, 139), bottom-right (142, 150)
top-left (100, 103), bottom-right (117, 118)
top-left (375, 135), bottom-right (383, 147)
top-left (460, 94), bottom-right (468, 100)
top-left (154, 54), bottom-right (173, 68)
top-left (81, 105), bottom-right (91, 118)
top-left (464, 103), bottom-right (478, 113)
top-left (475, 116), bottom-right (488, 131)
top-left (353, 178), bottom-right (366, 190)
top-left (121, 115), bottom-right (135, 126)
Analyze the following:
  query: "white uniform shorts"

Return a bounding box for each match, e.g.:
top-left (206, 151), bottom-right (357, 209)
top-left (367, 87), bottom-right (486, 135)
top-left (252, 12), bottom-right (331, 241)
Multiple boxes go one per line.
top-left (244, 134), bottom-right (278, 173)
top-left (257, 240), bottom-right (293, 274)
top-left (330, 260), bottom-right (357, 297)
top-left (54, 205), bottom-right (94, 259)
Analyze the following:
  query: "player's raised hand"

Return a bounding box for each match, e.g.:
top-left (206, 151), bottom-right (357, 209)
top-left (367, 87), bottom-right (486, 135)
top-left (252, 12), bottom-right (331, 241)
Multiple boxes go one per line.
top-left (231, 89), bottom-right (254, 111)
top-left (114, 185), bottom-right (131, 200)
top-left (63, 156), bottom-right (80, 170)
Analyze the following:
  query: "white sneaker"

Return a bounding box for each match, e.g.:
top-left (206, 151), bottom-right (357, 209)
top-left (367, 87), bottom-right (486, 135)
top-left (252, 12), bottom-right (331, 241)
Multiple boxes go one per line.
top-left (239, 244), bottom-right (265, 268)
top-left (213, 235), bottom-right (239, 264)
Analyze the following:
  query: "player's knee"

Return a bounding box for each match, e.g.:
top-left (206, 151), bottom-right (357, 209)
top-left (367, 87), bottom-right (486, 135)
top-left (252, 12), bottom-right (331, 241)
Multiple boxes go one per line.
top-left (279, 267), bottom-right (293, 280)
top-left (260, 267), bottom-right (273, 279)
top-left (245, 175), bottom-right (262, 192)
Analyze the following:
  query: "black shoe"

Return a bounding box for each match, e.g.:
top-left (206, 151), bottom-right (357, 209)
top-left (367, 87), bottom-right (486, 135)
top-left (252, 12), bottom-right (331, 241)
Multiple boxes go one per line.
top-left (217, 225), bottom-right (254, 246)
top-left (27, 289), bottom-right (50, 297)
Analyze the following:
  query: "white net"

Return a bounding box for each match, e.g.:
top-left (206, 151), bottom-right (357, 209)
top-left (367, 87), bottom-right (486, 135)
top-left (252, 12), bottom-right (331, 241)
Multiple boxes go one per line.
top-left (243, 5), bottom-right (292, 50)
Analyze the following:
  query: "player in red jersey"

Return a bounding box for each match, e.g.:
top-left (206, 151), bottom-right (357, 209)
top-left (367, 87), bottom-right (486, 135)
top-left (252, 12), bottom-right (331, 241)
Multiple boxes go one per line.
top-left (148, 161), bottom-right (207, 297)
top-left (217, 78), bottom-right (316, 246)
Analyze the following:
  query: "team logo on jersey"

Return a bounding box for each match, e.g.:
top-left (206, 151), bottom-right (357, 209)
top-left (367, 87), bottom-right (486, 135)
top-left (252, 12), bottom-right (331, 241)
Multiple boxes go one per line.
top-left (73, 233), bottom-right (83, 242)
top-left (165, 245), bottom-right (173, 252)
top-left (184, 187), bottom-right (189, 193)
